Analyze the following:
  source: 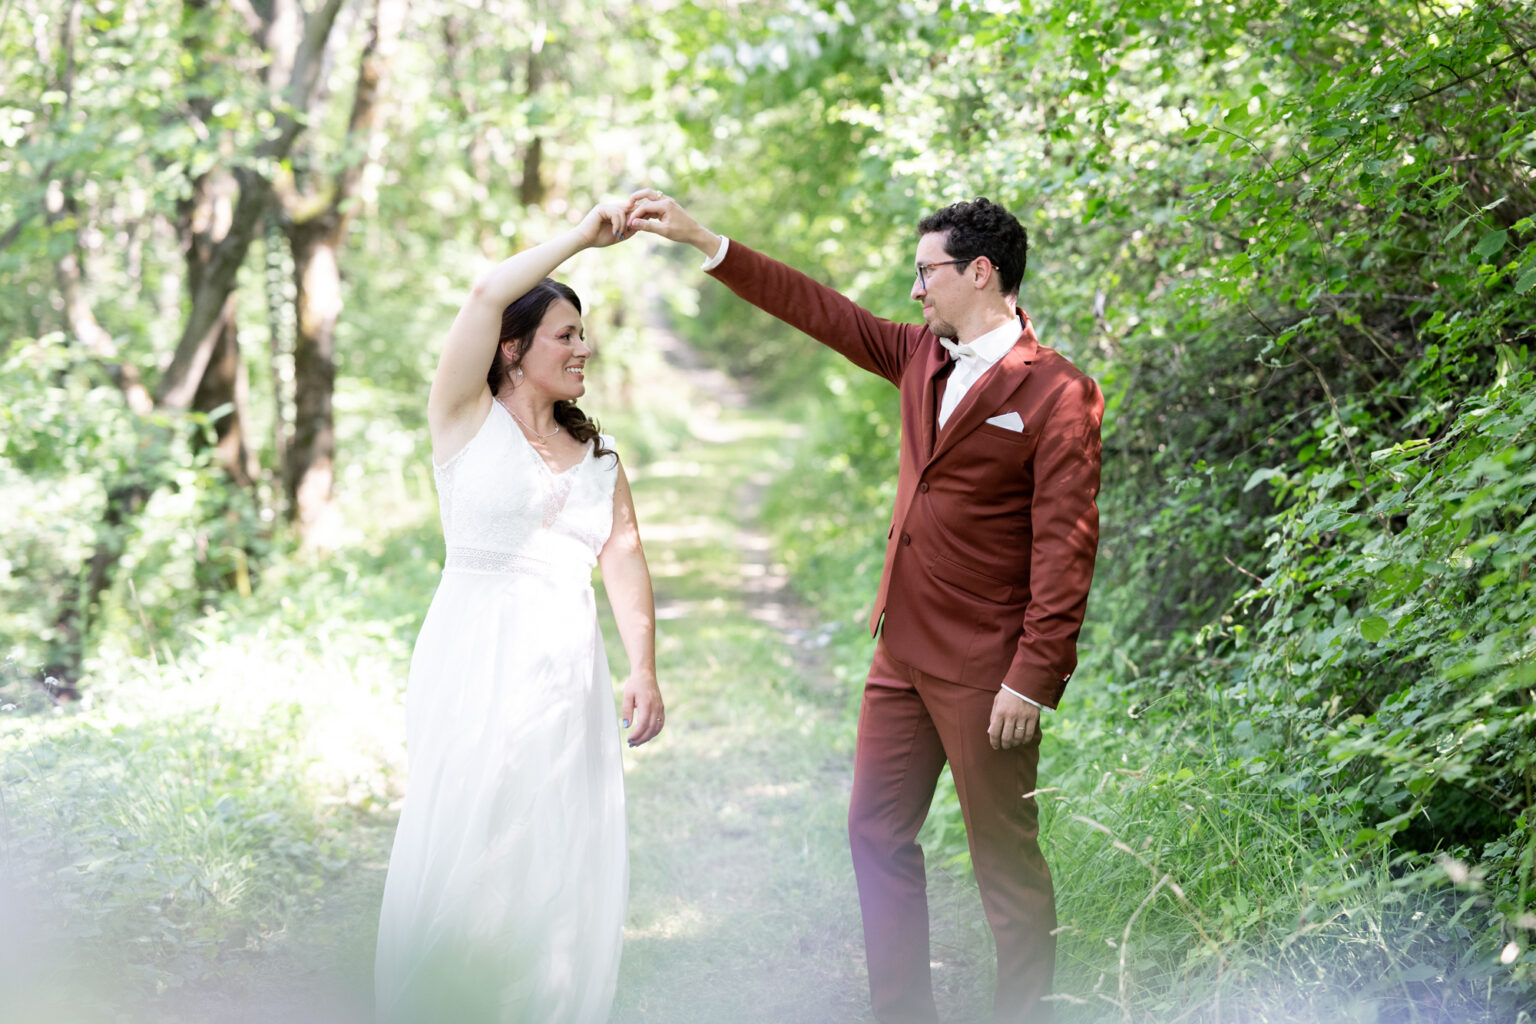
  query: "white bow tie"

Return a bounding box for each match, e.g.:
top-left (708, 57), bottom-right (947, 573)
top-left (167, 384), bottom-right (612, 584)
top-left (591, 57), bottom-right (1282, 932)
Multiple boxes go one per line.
top-left (939, 337), bottom-right (978, 362)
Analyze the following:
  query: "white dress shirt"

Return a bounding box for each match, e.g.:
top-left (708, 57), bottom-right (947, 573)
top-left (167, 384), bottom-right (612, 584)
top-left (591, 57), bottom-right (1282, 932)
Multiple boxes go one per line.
top-left (936, 319), bottom-right (1021, 428)
top-left (703, 237), bottom-right (1045, 713)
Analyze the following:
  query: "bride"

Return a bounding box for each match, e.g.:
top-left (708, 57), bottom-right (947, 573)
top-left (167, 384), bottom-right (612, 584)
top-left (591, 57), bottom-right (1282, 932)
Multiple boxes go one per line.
top-left (374, 200), bottom-right (663, 1023)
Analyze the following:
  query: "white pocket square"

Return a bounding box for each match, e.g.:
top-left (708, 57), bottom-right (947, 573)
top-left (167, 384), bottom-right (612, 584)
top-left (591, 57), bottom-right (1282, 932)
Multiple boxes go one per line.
top-left (985, 411), bottom-right (1025, 432)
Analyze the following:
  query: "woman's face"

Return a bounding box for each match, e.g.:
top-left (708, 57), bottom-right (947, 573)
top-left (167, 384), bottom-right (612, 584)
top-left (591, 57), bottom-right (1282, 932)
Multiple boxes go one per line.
top-left (510, 298), bottom-right (590, 402)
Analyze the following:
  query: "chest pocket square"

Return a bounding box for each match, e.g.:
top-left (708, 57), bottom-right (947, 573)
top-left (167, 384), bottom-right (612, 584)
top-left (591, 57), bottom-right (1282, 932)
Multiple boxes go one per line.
top-left (985, 411), bottom-right (1025, 432)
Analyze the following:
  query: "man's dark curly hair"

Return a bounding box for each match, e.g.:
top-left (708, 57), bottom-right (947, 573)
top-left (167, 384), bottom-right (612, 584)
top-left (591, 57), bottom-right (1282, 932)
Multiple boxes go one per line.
top-left (916, 197), bottom-right (1028, 298)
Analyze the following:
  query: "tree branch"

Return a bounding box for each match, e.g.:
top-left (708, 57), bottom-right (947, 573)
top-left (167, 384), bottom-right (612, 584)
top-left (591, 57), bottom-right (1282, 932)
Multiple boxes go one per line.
top-left (225, 0), bottom-right (268, 39)
top-left (261, 0), bottom-right (347, 159)
top-left (0, 203), bottom-right (41, 252)
top-left (46, 180), bottom-right (153, 414)
top-left (1406, 42), bottom-right (1536, 104)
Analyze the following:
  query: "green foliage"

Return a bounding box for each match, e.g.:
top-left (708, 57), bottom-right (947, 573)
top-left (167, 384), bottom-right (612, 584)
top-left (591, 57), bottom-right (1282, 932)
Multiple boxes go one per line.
top-left (0, 337), bottom-right (267, 675)
top-left (694, 0), bottom-right (1536, 1016)
top-left (1035, 693), bottom-right (1535, 1022)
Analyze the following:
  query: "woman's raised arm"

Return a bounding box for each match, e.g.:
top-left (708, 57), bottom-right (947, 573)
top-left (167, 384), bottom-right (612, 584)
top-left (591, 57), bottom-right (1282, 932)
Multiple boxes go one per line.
top-left (426, 201), bottom-right (630, 449)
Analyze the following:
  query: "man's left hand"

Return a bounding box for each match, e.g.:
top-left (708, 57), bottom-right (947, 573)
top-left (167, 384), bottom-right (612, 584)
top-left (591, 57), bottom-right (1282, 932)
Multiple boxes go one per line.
top-left (987, 689), bottom-right (1040, 750)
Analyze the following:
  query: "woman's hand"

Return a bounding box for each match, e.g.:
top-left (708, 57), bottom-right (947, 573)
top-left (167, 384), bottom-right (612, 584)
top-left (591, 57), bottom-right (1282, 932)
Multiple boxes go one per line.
top-left (578, 200), bottom-right (633, 249)
top-left (621, 673), bottom-right (664, 747)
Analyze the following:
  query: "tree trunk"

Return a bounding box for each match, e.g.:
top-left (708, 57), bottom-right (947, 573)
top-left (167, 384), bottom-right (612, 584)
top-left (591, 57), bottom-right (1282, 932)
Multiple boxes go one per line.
top-left (46, 480), bottom-right (150, 695)
top-left (189, 291), bottom-right (258, 488)
top-left (157, 0), bottom-right (347, 412)
top-left (519, 30), bottom-right (547, 207)
top-left (40, 0), bottom-right (152, 688)
top-left (159, 165), bottom-right (269, 416)
top-left (282, 0), bottom-right (408, 544)
top-left (285, 214), bottom-right (342, 540)
top-left (173, 166), bottom-right (260, 485)
top-left (46, 0), bottom-right (347, 688)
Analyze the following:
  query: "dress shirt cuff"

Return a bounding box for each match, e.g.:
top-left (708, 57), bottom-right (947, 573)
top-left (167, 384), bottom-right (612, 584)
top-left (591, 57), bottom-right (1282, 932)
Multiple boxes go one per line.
top-left (1001, 683), bottom-right (1047, 711)
top-left (700, 236), bottom-right (730, 271)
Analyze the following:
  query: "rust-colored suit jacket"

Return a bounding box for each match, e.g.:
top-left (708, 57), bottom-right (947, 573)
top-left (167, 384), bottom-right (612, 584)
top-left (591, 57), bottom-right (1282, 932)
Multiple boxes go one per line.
top-left (710, 242), bottom-right (1102, 708)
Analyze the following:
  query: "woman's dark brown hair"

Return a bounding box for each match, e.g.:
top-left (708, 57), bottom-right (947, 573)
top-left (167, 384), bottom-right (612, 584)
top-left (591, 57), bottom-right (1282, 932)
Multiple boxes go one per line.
top-left (487, 278), bottom-right (615, 461)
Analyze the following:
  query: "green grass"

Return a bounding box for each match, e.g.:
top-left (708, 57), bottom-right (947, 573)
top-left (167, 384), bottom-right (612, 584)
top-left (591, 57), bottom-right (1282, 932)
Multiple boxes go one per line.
top-left (604, 407), bottom-right (871, 1022)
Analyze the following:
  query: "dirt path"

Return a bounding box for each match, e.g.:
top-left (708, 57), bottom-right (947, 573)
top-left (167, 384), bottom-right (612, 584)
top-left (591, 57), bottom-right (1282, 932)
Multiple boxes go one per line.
top-left (605, 308), bottom-right (875, 1022)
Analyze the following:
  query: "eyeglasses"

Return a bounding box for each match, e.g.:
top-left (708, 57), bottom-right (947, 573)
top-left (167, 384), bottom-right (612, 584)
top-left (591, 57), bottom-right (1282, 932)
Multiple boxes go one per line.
top-left (914, 258), bottom-right (972, 289)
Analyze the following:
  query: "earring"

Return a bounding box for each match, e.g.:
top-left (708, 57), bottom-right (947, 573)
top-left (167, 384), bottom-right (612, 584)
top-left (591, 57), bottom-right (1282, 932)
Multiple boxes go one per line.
top-left (515, 368), bottom-right (524, 378)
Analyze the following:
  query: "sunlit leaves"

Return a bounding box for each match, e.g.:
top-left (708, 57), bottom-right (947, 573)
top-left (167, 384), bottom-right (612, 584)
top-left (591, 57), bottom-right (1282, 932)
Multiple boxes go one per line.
top-left (1358, 615), bottom-right (1389, 642)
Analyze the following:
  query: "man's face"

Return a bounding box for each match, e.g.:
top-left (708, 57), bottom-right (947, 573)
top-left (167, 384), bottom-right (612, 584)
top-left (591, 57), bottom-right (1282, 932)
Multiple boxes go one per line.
top-left (911, 231), bottom-right (967, 341)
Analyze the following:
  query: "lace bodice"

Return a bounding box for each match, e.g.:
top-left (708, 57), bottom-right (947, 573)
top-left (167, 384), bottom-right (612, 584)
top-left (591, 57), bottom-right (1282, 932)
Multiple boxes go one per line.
top-left (433, 401), bottom-right (618, 577)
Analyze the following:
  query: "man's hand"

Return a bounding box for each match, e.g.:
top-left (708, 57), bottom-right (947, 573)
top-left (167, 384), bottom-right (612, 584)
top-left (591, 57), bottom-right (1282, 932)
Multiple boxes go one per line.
top-left (624, 188), bottom-right (721, 255)
top-left (987, 689), bottom-right (1040, 750)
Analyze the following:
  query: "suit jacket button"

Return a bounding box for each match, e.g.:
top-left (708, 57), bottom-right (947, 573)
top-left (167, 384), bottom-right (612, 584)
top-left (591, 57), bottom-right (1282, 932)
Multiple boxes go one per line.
top-left (918, 481), bottom-right (929, 493)
top-left (900, 533), bottom-right (911, 546)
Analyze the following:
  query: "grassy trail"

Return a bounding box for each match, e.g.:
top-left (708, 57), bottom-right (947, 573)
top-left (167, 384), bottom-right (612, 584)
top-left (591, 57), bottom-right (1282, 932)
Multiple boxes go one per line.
top-left (605, 388), bottom-right (873, 1022)
top-left (601, 322), bottom-right (885, 1021)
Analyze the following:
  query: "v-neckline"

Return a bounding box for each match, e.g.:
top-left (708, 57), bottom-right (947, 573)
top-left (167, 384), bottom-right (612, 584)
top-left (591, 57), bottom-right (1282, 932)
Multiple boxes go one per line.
top-left (495, 399), bottom-right (592, 477)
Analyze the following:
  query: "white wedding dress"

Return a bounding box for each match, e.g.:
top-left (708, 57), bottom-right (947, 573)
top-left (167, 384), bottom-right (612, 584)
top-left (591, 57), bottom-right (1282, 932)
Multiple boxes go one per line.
top-left (375, 400), bottom-right (627, 1024)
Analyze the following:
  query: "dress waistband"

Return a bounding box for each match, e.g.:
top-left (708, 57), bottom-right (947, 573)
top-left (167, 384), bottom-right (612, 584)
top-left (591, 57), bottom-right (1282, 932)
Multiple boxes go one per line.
top-left (443, 546), bottom-right (566, 578)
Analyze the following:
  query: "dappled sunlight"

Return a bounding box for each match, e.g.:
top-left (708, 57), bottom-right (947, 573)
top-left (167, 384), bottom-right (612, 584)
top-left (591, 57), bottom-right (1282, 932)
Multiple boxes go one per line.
top-left (636, 457), bottom-right (708, 479)
top-left (638, 519), bottom-right (739, 545)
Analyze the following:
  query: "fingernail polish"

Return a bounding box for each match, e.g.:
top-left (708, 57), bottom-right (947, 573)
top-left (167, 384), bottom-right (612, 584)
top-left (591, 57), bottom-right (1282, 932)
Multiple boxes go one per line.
top-left (622, 719), bottom-right (630, 728)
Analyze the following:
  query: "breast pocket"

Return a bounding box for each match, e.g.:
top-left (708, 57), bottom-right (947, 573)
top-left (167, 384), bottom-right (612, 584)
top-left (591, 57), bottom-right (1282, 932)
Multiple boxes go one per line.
top-left (975, 423), bottom-right (1037, 451)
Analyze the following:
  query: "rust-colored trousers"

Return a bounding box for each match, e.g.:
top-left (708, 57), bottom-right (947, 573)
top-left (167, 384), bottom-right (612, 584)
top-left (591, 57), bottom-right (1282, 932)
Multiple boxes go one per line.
top-left (848, 641), bottom-right (1056, 1024)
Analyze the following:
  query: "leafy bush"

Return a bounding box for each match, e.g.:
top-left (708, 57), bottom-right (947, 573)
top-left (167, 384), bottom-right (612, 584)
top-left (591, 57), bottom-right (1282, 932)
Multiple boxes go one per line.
top-left (0, 337), bottom-right (267, 682)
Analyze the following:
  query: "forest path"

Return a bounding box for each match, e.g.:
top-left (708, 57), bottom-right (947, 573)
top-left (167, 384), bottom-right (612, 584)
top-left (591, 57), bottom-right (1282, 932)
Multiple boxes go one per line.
top-left (603, 308), bottom-right (993, 1023)
top-left (601, 308), bottom-right (878, 1022)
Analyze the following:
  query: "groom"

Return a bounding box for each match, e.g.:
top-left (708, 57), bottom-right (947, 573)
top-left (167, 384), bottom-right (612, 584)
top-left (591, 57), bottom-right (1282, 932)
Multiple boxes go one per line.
top-left (628, 190), bottom-right (1102, 1024)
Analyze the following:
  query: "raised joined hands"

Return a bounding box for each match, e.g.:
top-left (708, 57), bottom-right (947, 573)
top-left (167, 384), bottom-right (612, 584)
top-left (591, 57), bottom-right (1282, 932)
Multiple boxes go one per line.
top-left (620, 188), bottom-right (719, 253)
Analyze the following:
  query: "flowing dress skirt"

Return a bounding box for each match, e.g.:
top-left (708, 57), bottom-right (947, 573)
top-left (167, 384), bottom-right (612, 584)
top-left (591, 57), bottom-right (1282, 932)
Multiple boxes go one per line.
top-left (375, 567), bottom-right (627, 1024)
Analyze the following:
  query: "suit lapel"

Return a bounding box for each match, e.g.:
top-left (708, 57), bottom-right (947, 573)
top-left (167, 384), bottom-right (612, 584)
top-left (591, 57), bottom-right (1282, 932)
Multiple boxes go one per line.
top-left (929, 319), bottom-right (1040, 465)
top-left (918, 348), bottom-right (950, 461)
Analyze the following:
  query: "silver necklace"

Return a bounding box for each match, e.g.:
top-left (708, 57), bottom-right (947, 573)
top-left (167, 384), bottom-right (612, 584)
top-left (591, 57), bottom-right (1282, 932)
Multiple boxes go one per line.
top-left (502, 399), bottom-right (560, 439)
